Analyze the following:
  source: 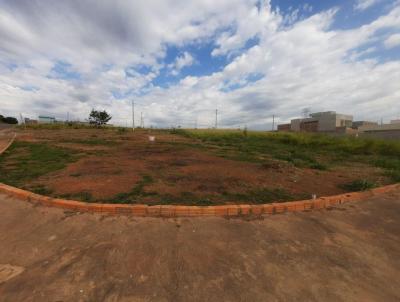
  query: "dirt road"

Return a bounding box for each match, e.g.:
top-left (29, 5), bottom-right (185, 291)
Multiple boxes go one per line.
top-left (0, 190), bottom-right (400, 302)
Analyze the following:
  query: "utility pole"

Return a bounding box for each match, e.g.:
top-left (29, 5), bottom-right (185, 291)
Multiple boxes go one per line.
top-left (131, 100), bottom-right (135, 131)
top-left (272, 114), bottom-right (275, 131)
top-left (216, 109), bottom-right (218, 128)
top-left (140, 112), bottom-right (143, 128)
top-left (67, 112), bottom-right (69, 122)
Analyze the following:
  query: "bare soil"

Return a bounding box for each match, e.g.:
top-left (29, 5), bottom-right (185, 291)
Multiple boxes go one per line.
top-left (8, 129), bottom-right (391, 204)
top-left (0, 190), bottom-right (400, 301)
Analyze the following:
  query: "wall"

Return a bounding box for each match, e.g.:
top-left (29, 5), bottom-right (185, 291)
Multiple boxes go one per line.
top-left (360, 130), bottom-right (400, 140)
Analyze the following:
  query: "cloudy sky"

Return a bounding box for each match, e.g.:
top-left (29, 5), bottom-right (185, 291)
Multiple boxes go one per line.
top-left (0, 0), bottom-right (399, 129)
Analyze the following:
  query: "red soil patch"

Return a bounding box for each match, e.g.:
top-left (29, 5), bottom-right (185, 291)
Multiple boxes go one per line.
top-left (12, 128), bottom-right (390, 204)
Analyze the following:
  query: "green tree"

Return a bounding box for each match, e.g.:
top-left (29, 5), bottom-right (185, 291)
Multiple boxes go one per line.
top-left (0, 116), bottom-right (18, 124)
top-left (88, 109), bottom-right (112, 126)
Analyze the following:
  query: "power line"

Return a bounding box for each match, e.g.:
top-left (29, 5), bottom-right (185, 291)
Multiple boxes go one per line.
top-left (272, 114), bottom-right (275, 131)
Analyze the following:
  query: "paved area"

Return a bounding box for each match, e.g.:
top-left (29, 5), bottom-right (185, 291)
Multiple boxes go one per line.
top-left (0, 191), bottom-right (400, 302)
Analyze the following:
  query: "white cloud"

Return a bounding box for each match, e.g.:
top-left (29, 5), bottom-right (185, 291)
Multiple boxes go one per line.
top-left (354, 0), bottom-right (380, 11)
top-left (384, 33), bottom-right (400, 48)
top-left (0, 1), bottom-right (400, 129)
top-left (169, 52), bottom-right (195, 76)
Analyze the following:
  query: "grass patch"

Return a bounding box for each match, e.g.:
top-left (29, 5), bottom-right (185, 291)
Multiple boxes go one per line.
top-left (222, 188), bottom-right (302, 204)
top-left (172, 129), bottom-right (400, 176)
top-left (59, 191), bottom-right (93, 202)
top-left (60, 138), bottom-right (118, 146)
top-left (0, 141), bottom-right (79, 186)
top-left (339, 179), bottom-right (377, 192)
top-left (107, 175), bottom-right (155, 204)
top-left (28, 184), bottom-right (53, 195)
top-left (157, 192), bottom-right (214, 206)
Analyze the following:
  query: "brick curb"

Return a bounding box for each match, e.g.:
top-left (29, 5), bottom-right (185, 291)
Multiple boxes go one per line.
top-left (0, 182), bottom-right (398, 217)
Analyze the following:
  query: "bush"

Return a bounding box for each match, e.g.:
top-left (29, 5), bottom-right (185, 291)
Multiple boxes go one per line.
top-left (0, 115), bottom-right (18, 124)
top-left (339, 179), bottom-right (377, 192)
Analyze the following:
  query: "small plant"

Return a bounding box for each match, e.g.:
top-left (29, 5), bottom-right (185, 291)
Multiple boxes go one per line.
top-left (117, 127), bottom-right (128, 134)
top-left (29, 185), bottom-right (53, 195)
top-left (339, 179), bottom-right (377, 192)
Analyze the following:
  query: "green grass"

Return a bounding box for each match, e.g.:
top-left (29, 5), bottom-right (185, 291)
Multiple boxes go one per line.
top-left (157, 192), bottom-right (214, 206)
top-left (339, 179), bottom-right (377, 192)
top-left (29, 184), bottom-right (53, 195)
top-left (222, 188), bottom-right (308, 204)
top-left (172, 129), bottom-right (400, 180)
top-left (107, 175), bottom-right (156, 204)
top-left (0, 141), bottom-right (79, 187)
top-left (59, 191), bottom-right (93, 202)
top-left (60, 138), bottom-right (118, 146)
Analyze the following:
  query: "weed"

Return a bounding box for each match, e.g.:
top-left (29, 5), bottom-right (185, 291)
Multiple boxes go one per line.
top-left (0, 141), bottom-right (79, 186)
top-left (339, 179), bottom-right (377, 192)
top-left (108, 175), bottom-right (155, 203)
top-left (116, 127), bottom-right (128, 134)
top-left (223, 188), bottom-right (296, 204)
top-left (173, 129), bottom-right (400, 176)
top-left (60, 191), bottom-right (93, 202)
top-left (28, 184), bottom-right (53, 195)
top-left (60, 138), bottom-right (117, 146)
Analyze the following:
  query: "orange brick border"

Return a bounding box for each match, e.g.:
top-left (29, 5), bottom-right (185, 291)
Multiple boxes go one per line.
top-left (0, 182), bottom-right (398, 217)
top-left (1, 132), bottom-right (399, 217)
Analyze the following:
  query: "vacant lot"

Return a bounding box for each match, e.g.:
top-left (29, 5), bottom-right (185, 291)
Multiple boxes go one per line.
top-left (0, 126), bottom-right (399, 205)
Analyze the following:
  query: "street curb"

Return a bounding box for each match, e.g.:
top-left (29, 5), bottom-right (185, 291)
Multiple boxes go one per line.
top-left (0, 182), bottom-right (398, 217)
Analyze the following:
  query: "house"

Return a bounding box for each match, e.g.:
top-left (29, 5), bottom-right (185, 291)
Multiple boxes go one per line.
top-left (24, 118), bottom-right (38, 124)
top-left (277, 123), bottom-right (291, 131)
top-left (358, 123), bottom-right (400, 140)
top-left (280, 111), bottom-right (353, 133)
top-left (352, 121), bottom-right (378, 129)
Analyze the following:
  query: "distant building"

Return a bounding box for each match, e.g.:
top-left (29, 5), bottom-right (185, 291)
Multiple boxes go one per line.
top-left (277, 123), bottom-right (291, 132)
top-left (352, 121), bottom-right (378, 129)
top-left (358, 123), bottom-right (400, 140)
top-left (283, 111), bottom-right (353, 133)
top-left (24, 118), bottom-right (38, 124)
top-left (390, 119), bottom-right (400, 124)
top-left (38, 116), bottom-right (56, 124)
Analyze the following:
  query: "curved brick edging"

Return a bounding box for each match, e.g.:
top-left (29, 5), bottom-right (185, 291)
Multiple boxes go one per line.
top-left (0, 182), bottom-right (399, 217)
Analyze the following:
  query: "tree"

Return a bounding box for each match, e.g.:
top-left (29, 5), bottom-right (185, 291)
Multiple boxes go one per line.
top-left (88, 109), bottom-right (112, 126)
top-left (0, 115), bottom-right (18, 124)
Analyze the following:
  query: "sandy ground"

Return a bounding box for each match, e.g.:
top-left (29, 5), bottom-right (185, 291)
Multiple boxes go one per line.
top-left (0, 190), bottom-right (399, 301)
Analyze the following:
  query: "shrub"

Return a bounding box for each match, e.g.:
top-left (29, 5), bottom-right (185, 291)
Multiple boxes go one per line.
top-left (339, 179), bottom-right (377, 192)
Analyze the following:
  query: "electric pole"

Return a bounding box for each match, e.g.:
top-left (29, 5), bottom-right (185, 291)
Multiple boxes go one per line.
top-left (215, 109), bottom-right (218, 129)
top-left (131, 100), bottom-right (135, 131)
top-left (272, 114), bottom-right (275, 131)
top-left (140, 112), bottom-right (143, 128)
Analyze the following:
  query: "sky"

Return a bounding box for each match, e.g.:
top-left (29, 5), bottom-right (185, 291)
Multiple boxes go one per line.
top-left (0, 0), bottom-right (399, 129)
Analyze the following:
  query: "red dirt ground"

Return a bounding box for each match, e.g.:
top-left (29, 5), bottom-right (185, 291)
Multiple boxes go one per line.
top-left (11, 128), bottom-right (390, 204)
top-left (1, 189), bottom-right (400, 301)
